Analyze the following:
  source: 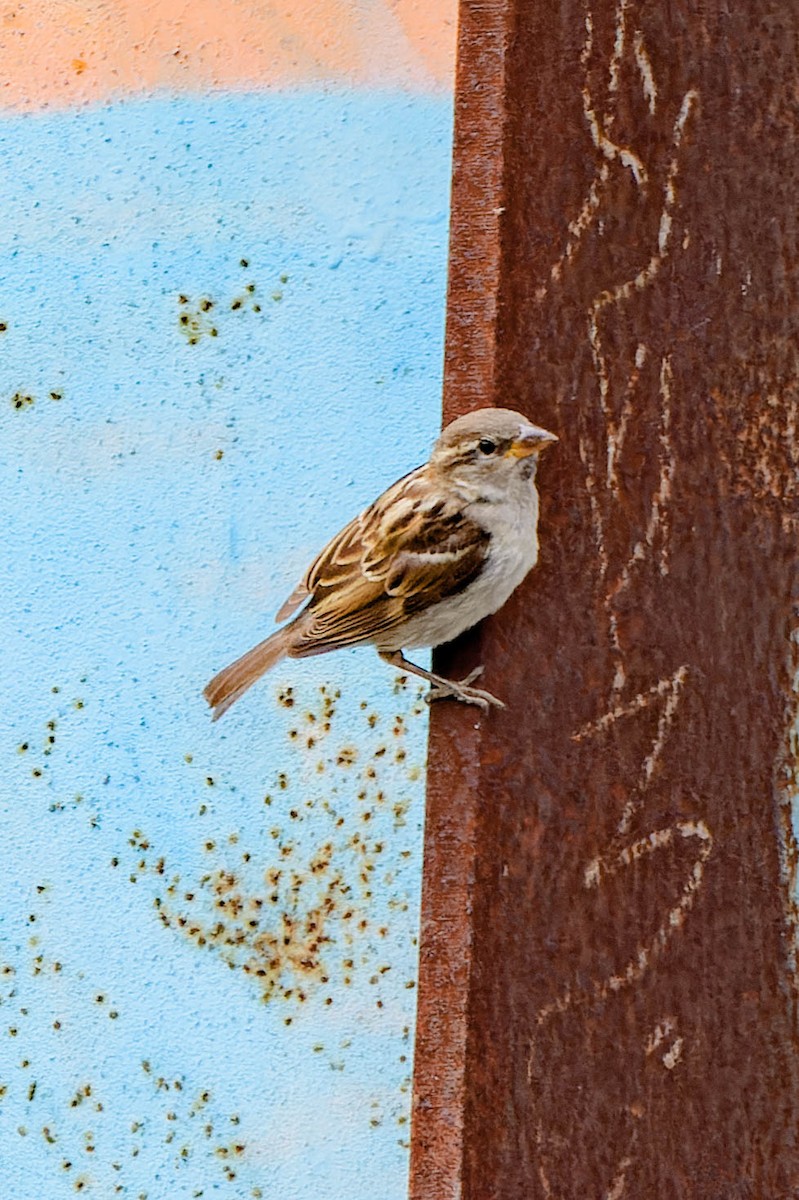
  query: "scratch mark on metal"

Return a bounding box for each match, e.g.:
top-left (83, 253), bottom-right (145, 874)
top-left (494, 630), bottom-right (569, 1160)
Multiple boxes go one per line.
top-left (581, 77), bottom-right (697, 695)
top-left (605, 0), bottom-right (629, 103)
top-left (606, 343), bottom-right (647, 488)
top-left (632, 31), bottom-right (657, 113)
top-left (536, 819), bottom-right (713, 1023)
top-left (581, 4), bottom-right (646, 186)
top-left (605, 1156), bottom-right (633, 1200)
top-left (529, 817), bottom-right (712, 1192)
top-left (549, 164), bottom-right (610, 285)
top-left (609, 356), bottom-right (675, 596)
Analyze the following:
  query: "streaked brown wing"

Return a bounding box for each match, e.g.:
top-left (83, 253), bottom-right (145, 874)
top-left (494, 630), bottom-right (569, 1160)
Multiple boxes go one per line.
top-left (277, 467), bottom-right (489, 654)
top-left (274, 483), bottom-right (387, 623)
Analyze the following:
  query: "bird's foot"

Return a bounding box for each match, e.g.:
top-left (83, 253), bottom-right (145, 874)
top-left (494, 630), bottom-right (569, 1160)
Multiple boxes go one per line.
top-left (425, 666), bottom-right (505, 711)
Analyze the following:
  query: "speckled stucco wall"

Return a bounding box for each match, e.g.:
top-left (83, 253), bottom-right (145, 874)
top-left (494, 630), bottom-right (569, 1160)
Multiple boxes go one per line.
top-left (0, 6), bottom-right (456, 1197)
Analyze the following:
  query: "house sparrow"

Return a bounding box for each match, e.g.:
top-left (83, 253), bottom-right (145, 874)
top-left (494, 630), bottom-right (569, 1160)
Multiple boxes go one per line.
top-left (204, 408), bottom-right (557, 719)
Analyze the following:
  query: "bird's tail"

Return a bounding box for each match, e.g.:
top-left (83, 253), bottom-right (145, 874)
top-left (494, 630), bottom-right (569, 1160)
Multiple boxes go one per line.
top-left (204, 628), bottom-right (290, 720)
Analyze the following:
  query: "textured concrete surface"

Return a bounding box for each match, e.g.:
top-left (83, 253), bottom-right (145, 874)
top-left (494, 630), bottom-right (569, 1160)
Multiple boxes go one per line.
top-left (0, 0), bottom-right (457, 109)
top-left (0, 86), bottom-right (453, 1199)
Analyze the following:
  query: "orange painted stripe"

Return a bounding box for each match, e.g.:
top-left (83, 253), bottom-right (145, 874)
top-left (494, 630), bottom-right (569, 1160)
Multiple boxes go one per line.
top-left (0, 0), bottom-right (457, 111)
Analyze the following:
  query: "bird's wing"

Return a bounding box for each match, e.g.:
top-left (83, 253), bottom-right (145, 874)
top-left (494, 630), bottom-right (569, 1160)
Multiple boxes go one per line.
top-left (274, 506), bottom-right (367, 622)
top-left (277, 467), bottom-right (490, 653)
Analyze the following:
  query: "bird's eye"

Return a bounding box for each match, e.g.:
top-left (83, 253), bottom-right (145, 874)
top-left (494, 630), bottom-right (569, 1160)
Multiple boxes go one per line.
top-left (478, 438), bottom-right (497, 455)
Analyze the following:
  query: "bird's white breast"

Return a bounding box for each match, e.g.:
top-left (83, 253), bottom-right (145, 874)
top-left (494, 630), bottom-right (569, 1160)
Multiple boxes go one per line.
top-left (377, 478), bottom-right (540, 652)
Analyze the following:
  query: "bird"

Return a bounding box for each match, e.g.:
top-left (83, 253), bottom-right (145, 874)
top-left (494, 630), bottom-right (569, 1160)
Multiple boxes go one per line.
top-left (204, 407), bottom-right (557, 719)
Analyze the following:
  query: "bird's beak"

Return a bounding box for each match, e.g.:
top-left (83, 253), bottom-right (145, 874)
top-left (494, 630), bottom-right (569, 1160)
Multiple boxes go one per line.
top-left (505, 424), bottom-right (559, 459)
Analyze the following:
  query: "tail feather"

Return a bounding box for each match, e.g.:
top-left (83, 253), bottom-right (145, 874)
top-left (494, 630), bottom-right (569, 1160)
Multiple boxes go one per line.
top-left (204, 629), bottom-right (289, 720)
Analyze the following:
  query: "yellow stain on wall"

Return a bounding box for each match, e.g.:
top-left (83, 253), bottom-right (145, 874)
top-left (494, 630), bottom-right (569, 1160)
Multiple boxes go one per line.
top-left (0, 0), bottom-right (458, 110)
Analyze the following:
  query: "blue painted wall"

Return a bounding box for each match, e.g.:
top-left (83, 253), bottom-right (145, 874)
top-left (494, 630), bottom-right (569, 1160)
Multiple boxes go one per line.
top-left (0, 92), bottom-right (452, 1198)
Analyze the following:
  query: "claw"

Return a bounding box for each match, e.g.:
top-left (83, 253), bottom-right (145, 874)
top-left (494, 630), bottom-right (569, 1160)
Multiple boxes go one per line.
top-left (379, 651), bottom-right (505, 711)
top-left (425, 668), bottom-right (505, 711)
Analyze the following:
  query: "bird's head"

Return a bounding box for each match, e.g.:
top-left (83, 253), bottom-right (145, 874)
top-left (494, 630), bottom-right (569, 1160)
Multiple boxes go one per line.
top-left (429, 407), bottom-right (558, 499)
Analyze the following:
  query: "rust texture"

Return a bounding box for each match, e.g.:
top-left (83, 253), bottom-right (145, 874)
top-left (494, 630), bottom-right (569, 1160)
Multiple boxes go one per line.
top-left (412, 0), bottom-right (799, 1197)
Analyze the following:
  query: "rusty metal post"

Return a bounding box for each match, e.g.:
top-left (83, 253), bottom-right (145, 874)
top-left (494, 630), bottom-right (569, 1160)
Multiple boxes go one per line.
top-left (411, 1), bottom-right (799, 1196)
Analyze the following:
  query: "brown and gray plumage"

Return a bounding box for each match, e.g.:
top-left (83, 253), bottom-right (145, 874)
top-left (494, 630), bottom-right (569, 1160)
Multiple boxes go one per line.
top-left (204, 408), bottom-right (557, 718)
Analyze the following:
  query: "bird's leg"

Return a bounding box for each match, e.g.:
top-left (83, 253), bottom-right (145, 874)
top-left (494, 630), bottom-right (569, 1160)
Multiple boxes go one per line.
top-left (378, 651), bottom-right (505, 711)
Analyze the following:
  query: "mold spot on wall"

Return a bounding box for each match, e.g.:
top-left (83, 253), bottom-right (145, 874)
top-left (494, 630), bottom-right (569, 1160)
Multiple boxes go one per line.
top-left (9, 389), bottom-right (64, 411)
top-left (16, 685), bottom-right (87, 804)
top-left (176, 260), bottom-right (291, 344)
top-left (0, 913), bottom-right (263, 1196)
top-left (177, 295), bottom-right (218, 344)
top-left (126, 680), bottom-right (426, 1009)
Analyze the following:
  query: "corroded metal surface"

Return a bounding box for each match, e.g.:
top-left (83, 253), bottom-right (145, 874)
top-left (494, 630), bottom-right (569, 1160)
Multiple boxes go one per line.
top-left (412, 0), bottom-right (799, 1196)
